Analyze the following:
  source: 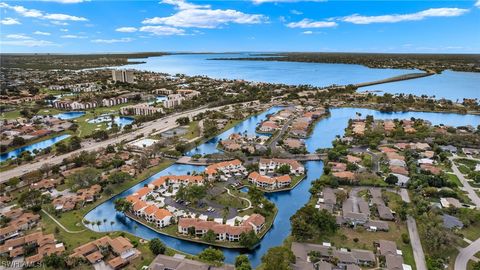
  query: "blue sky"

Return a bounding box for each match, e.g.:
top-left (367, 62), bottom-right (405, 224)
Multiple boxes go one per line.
top-left (1, 0), bottom-right (479, 53)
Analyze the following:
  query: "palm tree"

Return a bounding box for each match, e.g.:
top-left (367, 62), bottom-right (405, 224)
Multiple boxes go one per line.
top-left (103, 219), bottom-right (107, 229)
top-left (96, 220), bottom-right (102, 231)
top-left (110, 221), bottom-right (115, 230)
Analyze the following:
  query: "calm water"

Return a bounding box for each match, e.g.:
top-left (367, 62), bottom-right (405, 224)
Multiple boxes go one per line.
top-left (121, 53), bottom-right (479, 100)
top-left (305, 107), bottom-right (480, 153)
top-left (361, 70), bottom-right (480, 100)
top-left (0, 134), bottom-right (71, 162)
top-left (87, 115), bottom-right (134, 128)
top-left (85, 107), bottom-right (479, 267)
top-left (186, 106), bottom-right (282, 156)
top-left (55, 111), bottom-right (85, 120)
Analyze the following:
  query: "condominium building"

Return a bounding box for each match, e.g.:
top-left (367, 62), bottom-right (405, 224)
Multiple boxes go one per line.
top-left (120, 103), bottom-right (163, 116)
top-left (112, 70), bottom-right (135, 83)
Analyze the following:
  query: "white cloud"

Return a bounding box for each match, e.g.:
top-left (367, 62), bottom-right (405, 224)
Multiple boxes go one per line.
top-left (40, 0), bottom-right (88, 3)
top-left (342, 8), bottom-right (469, 24)
top-left (302, 30), bottom-right (313, 34)
top-left (160, 0), bottom-right (210, 10)
top-left (290, 9), bottom-right (303, 15)
top-left (475, 0), bottom-right (480, 8)
top-left (116, 27), bottom-right (138, 33)
top-left (143, 8), bottom-right (266, 28)
top-left (144, 0), bottom-right (267, 29)
top-left (139, 25), bottom-right (185, 35)
top-left (1, 34), bottom-right (57, 47)
top-left (6, 34), bottom-right (32, 39)
top-left (60, 28), bottom-right (69, 32)
top-left (1, 39), bottom-right (56, 47)
top-left (51, 21), bottom-right (69, 26)
top-left (0, 2), bottom-right (87, 21)
top-left (1, 17), bottom-right (21, 25)
top-left (252, 0), bottom-right (324, 4)
top-left (44, 13), bottom-right (87, 21)
top-left (33, 31), bottom-right (51, 36)
top-left (287, 19), bottom-right (337, 28)
top-left (91, 37), bottom-right (133, 43)
top-left (61, 34), bottom-right (86, 39)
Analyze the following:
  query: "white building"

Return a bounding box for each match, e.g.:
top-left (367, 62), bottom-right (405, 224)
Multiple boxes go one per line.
top-left (112, 70), bottom-right (135, 83)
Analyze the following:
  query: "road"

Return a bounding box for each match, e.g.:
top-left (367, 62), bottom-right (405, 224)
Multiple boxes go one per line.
top-left (449, 156), bottom-right (480, 269)
top-left (406, 216), bottom-right (427, 270)
top-left (0, 102), bottom-right (256, 182)
top-left (449, 156), bottom-right (480, 209)
top-left (455, 237), bottom-right (480, 270)
top-left (398, 188), bottom-right (427, 270)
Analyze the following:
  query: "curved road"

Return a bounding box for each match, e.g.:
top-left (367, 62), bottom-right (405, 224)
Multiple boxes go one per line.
top-left (0, 102), bottom-right (257, 182)
top-left (448, 156), bottom-right (480, 269)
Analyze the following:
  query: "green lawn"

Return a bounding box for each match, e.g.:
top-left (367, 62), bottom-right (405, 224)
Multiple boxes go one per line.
top-left (182, 121), bottom-right (201, 140)
top-left (447, 173), bottom-right (464, 187)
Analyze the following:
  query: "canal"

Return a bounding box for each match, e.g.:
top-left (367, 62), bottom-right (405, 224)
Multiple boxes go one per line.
top-left (84, 107), bottom-right (480, 267)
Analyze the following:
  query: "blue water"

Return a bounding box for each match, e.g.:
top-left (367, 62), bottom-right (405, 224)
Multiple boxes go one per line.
top-left (361, 70), bottom-right (480, 101)
top-left (88, 115), bottom-right (134, 128)
top-left (240, 187), bottom-right (249, 193)
top-left (121, 53), bottom-right (479, 100)
top-left (84, 107), bottom-right (479, 267)
top-left (0, 134), bottom-right (71, 162)
top-left (305, 107), bottom-right (480, 153)
top-left (55, 111), bottom-right (85, 120)
top-left (148, 96), bottom-right (168, 105)
top-left (186, 106), bottom-right (282, 156)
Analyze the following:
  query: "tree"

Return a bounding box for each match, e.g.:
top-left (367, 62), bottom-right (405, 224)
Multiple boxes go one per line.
top-left (198, 247), bottom-right (225, 265)
top-left (290, 206), bottom-right (337, 241)
top-left (69, 136), bottom-right (82, 150)
top-left (203, 229), bottom-right (217, 243)
top-left (239, 230), bottom-right (259, 249)
top-left (385, 174), bottom-right (399, 185)
top-left (114, 198), bottom-right (132, 213)
top-left (275, 164), bottom-right (291, 175)
top-left (176, 116), bottom-right (190, 125)
top-left (92, 130), bottom-right (108, 141)
top-left (11, 136), bottom-right (26, 147)
top-left (18, 190), bottom-right (49, 211)
top-left (261, 246), bottom-right (295, 270)
top-left (108, 171), bottom-right (132, 184)
top-left (43, 253), bottom-right (66, 269)
top-left (248, 186), bottom-right (264, 205)
top-left (235, 255), bottom-right (252, 270)
top-left (149, 238), bottom-right (166, 255)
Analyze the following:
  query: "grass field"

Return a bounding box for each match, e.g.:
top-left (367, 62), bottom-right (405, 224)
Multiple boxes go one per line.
top-left (447, 173), bottom-right (464, 187)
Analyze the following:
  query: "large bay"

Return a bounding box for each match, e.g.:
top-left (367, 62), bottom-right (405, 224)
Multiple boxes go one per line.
top-left (120, 53), bottom-right (480, 100)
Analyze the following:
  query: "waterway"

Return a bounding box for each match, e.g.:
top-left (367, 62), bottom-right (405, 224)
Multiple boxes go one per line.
top-left (120, 53), bottom-right (480, 100)
top-left (87, 115), bottom-right (134, 128)
top-left (84, 106), bottom-right (479, 267)
top-left (0, 134), bottom-right (71, 162)
top-left (54, 111), bottom-right (85, 120)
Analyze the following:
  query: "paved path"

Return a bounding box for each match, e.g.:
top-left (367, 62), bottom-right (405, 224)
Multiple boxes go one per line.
top-left (225, 187), bottom-right (252, 211)
top-left (455, 237), bottom-right (480, 270)
top-left (0, 101), bottom-right (258, 182)
top-left (449, 156), bottom-right (480, 209)
top-left (41, 209), bottom-right (85, 233)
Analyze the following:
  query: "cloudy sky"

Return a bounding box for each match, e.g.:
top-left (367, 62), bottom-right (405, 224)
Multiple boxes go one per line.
top-left (1, 0), bottom-right (479, 53)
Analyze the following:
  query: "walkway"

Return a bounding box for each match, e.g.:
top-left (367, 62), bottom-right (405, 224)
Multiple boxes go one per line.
top-left (449, 156), bottom-right (480, 209)
top-left (41, 209), bottom-right (86, 233)
top-left (224, 187), bottom-right (252, 211)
